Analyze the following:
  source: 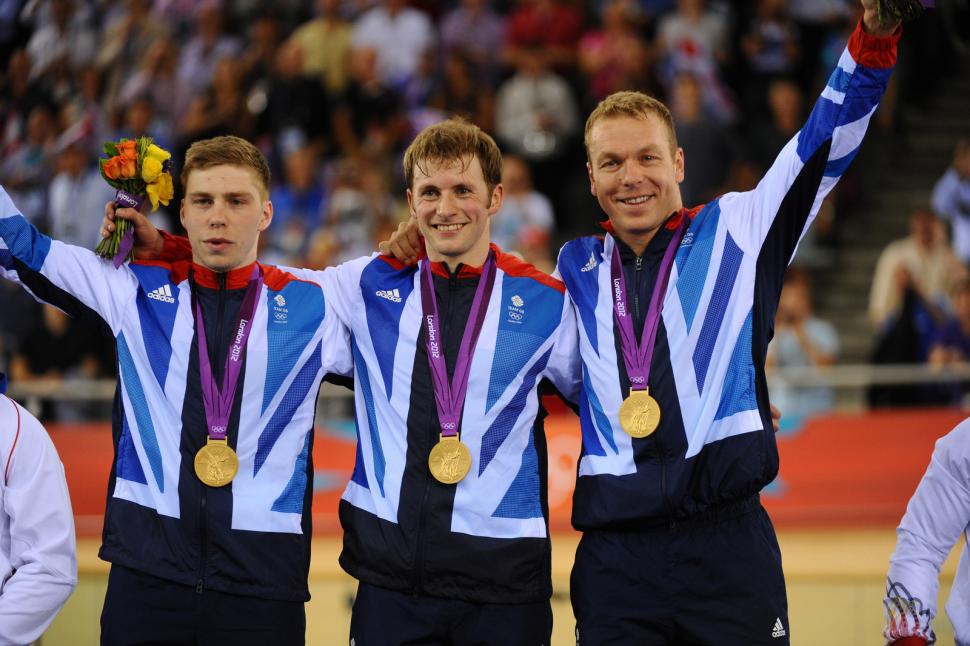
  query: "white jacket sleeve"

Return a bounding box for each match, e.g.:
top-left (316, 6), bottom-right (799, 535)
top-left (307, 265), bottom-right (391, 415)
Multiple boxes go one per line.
top-left (0, 397), bottom-right (77, 645)
top-left (543, 294), bottom-right (582, 405)
top-left (884, 418), bottom-right (970, 645)
top-left (0, 184), bottom-right (137, 334)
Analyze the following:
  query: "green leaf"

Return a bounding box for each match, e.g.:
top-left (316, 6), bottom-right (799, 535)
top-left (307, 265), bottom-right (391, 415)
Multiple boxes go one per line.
top-left (104, 141), bottom-right (118, 157)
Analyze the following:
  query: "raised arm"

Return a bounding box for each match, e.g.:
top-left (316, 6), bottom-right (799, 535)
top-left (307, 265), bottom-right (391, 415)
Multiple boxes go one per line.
top-left (720, 6), bottom-right (900, 268)
top-left (1, 186), bottom-right (137, 334)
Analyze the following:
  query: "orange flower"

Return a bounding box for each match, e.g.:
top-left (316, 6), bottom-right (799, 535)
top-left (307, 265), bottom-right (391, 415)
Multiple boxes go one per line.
top-left (121, 157), bottom-right (136, 178)
top-left (102, 156), bottom-right (122, 180)
top-left (118, 139), bottom-right (137, 160)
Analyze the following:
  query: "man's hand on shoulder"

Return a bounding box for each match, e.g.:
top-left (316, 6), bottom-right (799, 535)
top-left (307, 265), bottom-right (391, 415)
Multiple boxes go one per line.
top-left (100, 201), bottom-right (164, 260)
top-left (378, 219), bottom-right (424, 265)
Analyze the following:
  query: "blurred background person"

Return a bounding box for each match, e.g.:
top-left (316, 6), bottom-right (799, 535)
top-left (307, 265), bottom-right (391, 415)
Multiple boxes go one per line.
top-left (932, 138), bottom-right (970, 265)
top-left (766, 269), bottom-right (839, 419)
top-left (491, 154), bottom-right (554, 257)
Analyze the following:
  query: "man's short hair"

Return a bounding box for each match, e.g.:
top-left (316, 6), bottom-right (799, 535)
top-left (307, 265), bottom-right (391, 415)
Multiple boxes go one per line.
top-left (181, 135), bottom-right (271, 200)
top-left (403, 119), bottom-right (503, 195)
top-left (584, 91), bottom-right (678, 159)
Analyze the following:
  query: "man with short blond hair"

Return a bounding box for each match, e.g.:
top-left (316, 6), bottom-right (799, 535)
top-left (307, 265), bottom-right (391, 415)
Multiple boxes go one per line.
top-left (1, 134), bottom-right (353, 644)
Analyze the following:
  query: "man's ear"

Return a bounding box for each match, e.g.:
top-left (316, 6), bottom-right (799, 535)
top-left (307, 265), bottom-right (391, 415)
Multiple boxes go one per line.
top-left (258, 199), bottom-right (273, 232)
top-left (406, 188), bottom-right (416, 218)
top-left (587, 161), bottom-right (597, 197)
top-left (179, 198), bottom-right (186, 228)
top-left (487, 183), bottom-right (504, 216)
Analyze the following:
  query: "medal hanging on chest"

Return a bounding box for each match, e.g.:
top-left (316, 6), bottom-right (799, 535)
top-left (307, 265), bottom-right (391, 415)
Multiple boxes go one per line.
top-left (192, 265), bottom-right (263, 486)
top-left (611, 216), bottom-right (688, 438)
top-left (421, 253), bottom-right (497, 484)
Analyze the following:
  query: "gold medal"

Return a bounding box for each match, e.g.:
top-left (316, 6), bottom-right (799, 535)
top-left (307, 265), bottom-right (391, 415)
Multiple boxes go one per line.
top-left (428, 435), bottom-right (472, 484)
top-left (618, 388), bottom-right (661, 438)
top-left (194, 438), bottom-right (239, 487)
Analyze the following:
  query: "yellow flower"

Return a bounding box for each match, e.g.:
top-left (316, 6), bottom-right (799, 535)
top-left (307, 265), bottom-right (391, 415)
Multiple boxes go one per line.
top-left (141, 157), bottom-right (163, 184)
top-left (146, 144), bottom-right (171, 163)
top-left (146, 173), bottom-right (174, 211)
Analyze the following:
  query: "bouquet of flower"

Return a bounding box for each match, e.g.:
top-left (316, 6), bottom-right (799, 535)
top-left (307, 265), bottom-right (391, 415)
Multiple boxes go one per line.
top-left (94, 136), bottom-right (174, 267)
top-left (876, 0), bottom-right (928, 24)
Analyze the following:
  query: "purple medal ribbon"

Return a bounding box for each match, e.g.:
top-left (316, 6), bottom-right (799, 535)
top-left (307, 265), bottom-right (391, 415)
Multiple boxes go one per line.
top-left (193, 265), bottom-right (263, 440)
top-left (610, 215), bottom-right (689, 392)
top-left (420, 252), bottom-right (497, 438)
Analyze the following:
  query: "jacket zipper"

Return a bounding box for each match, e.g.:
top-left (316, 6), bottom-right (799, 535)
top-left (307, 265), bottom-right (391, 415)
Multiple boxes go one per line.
top-left (197, 272), bottom-right (228, 593)
top-left (412, 267), bottom-right (462, 595)
top-left (632, 254), bottom-right (672, 521)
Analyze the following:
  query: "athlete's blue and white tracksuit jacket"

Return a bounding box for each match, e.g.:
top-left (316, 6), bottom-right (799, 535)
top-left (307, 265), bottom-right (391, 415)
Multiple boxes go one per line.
top-left (282, 245), bottom-right (581, 603)
top-left (884, 417), bottom-right (970, 646)
top-left (558, 22), bottom-right (899, 530)
top-left (0, 189), bottom-right (353, 601)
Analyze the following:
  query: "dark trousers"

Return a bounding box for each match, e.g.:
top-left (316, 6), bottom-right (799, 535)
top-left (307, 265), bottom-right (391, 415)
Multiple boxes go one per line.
top-left (349, 582), bottom-right (553, 646)
top-left (570, 498), bottom-right (789, 646)
top-left (100, 564), bottom-right (305, 646)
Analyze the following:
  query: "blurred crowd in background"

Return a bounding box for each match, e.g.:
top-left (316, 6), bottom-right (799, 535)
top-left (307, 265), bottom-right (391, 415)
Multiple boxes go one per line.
top-left (0, 0), bottom-right (964, 420)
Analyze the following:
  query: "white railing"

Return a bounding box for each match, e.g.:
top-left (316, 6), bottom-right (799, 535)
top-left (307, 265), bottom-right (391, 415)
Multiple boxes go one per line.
top-left (8, 364), bottom-right (970, 417)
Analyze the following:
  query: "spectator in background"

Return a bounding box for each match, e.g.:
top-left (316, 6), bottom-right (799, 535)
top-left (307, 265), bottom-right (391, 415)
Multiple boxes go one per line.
top-left (740, 0), bottom-right (801, 114)
top-left (671, 71), bottom-right (737, 206)
top-left (766, 269), bottom-right (839, 418)
top-left (351, 0), bottom-right (435, 91)
top-left (265, 146), bottom-right (327, 265)
top-left (788, 0), bottom-right (853, 93)
top-left (0, 104), bottom-right (56, 228)
top-left (504, 0), bottom-right (584, 75)
top-left (436, 53), bottom-right (495, 134)
top-left (25, 0), bottom-right (96, 82)
top-left (869, 210), bottom-right (967, 407)
top-left (175, 1), bottom-right (242, 101)
top-left (578, 0), bottom-right (652, 106)
top-left (495, 45), bottom-right (580, 212)
top-left (869, 208), bottom-right (966, 332)
top-left (118, 95), bottom-right (170, 150)
top-left (48, 134), bottom-right (116, 247)
top-left (0, 372), bottom-right (77, 646)
top-left (95, 0), bottom-right (169, 116)
top-left (655, 0), bottom-right (736, 123)
top-left (747, 78), bottom-right (804, 173)
top-left (316, 159), bottom-right (396, 266)
top-left (932, 139), bottom-right (970, 265)
top-left (289, 0), bottom-right (353, 95)
top-left (440, 0), bottom-right (505, 88)
top-left (252, 40), bottom-right (331, 161)
top-left (926, 279), bottom-right (970, 405)
top-left (0, 50), bottom-right (51, 159)
top-left (10, 304), bottom-right (112, 421)
top-left (333, 47), bottom-right (404, 163)
top-left (237, 12), bottom-right (283, 96)
top-left (491, 154), bottom-right (554, 257)
top-left (117, 37), bottom-right (183, 132)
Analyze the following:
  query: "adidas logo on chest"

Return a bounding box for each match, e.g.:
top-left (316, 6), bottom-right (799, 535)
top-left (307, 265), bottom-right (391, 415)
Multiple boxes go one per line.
top-left (376, 288), bottom-right (402, 303)
top-left (147, 284), bottom-right (175, 304)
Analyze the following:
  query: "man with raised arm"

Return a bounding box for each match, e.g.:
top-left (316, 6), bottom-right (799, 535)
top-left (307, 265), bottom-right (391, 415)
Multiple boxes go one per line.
top-left (380, 1), bottom-right (907, 642)
top-left (1, 136), bottom-right (353, 644)
top-left (104, 120), bottom-right (581, 645)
